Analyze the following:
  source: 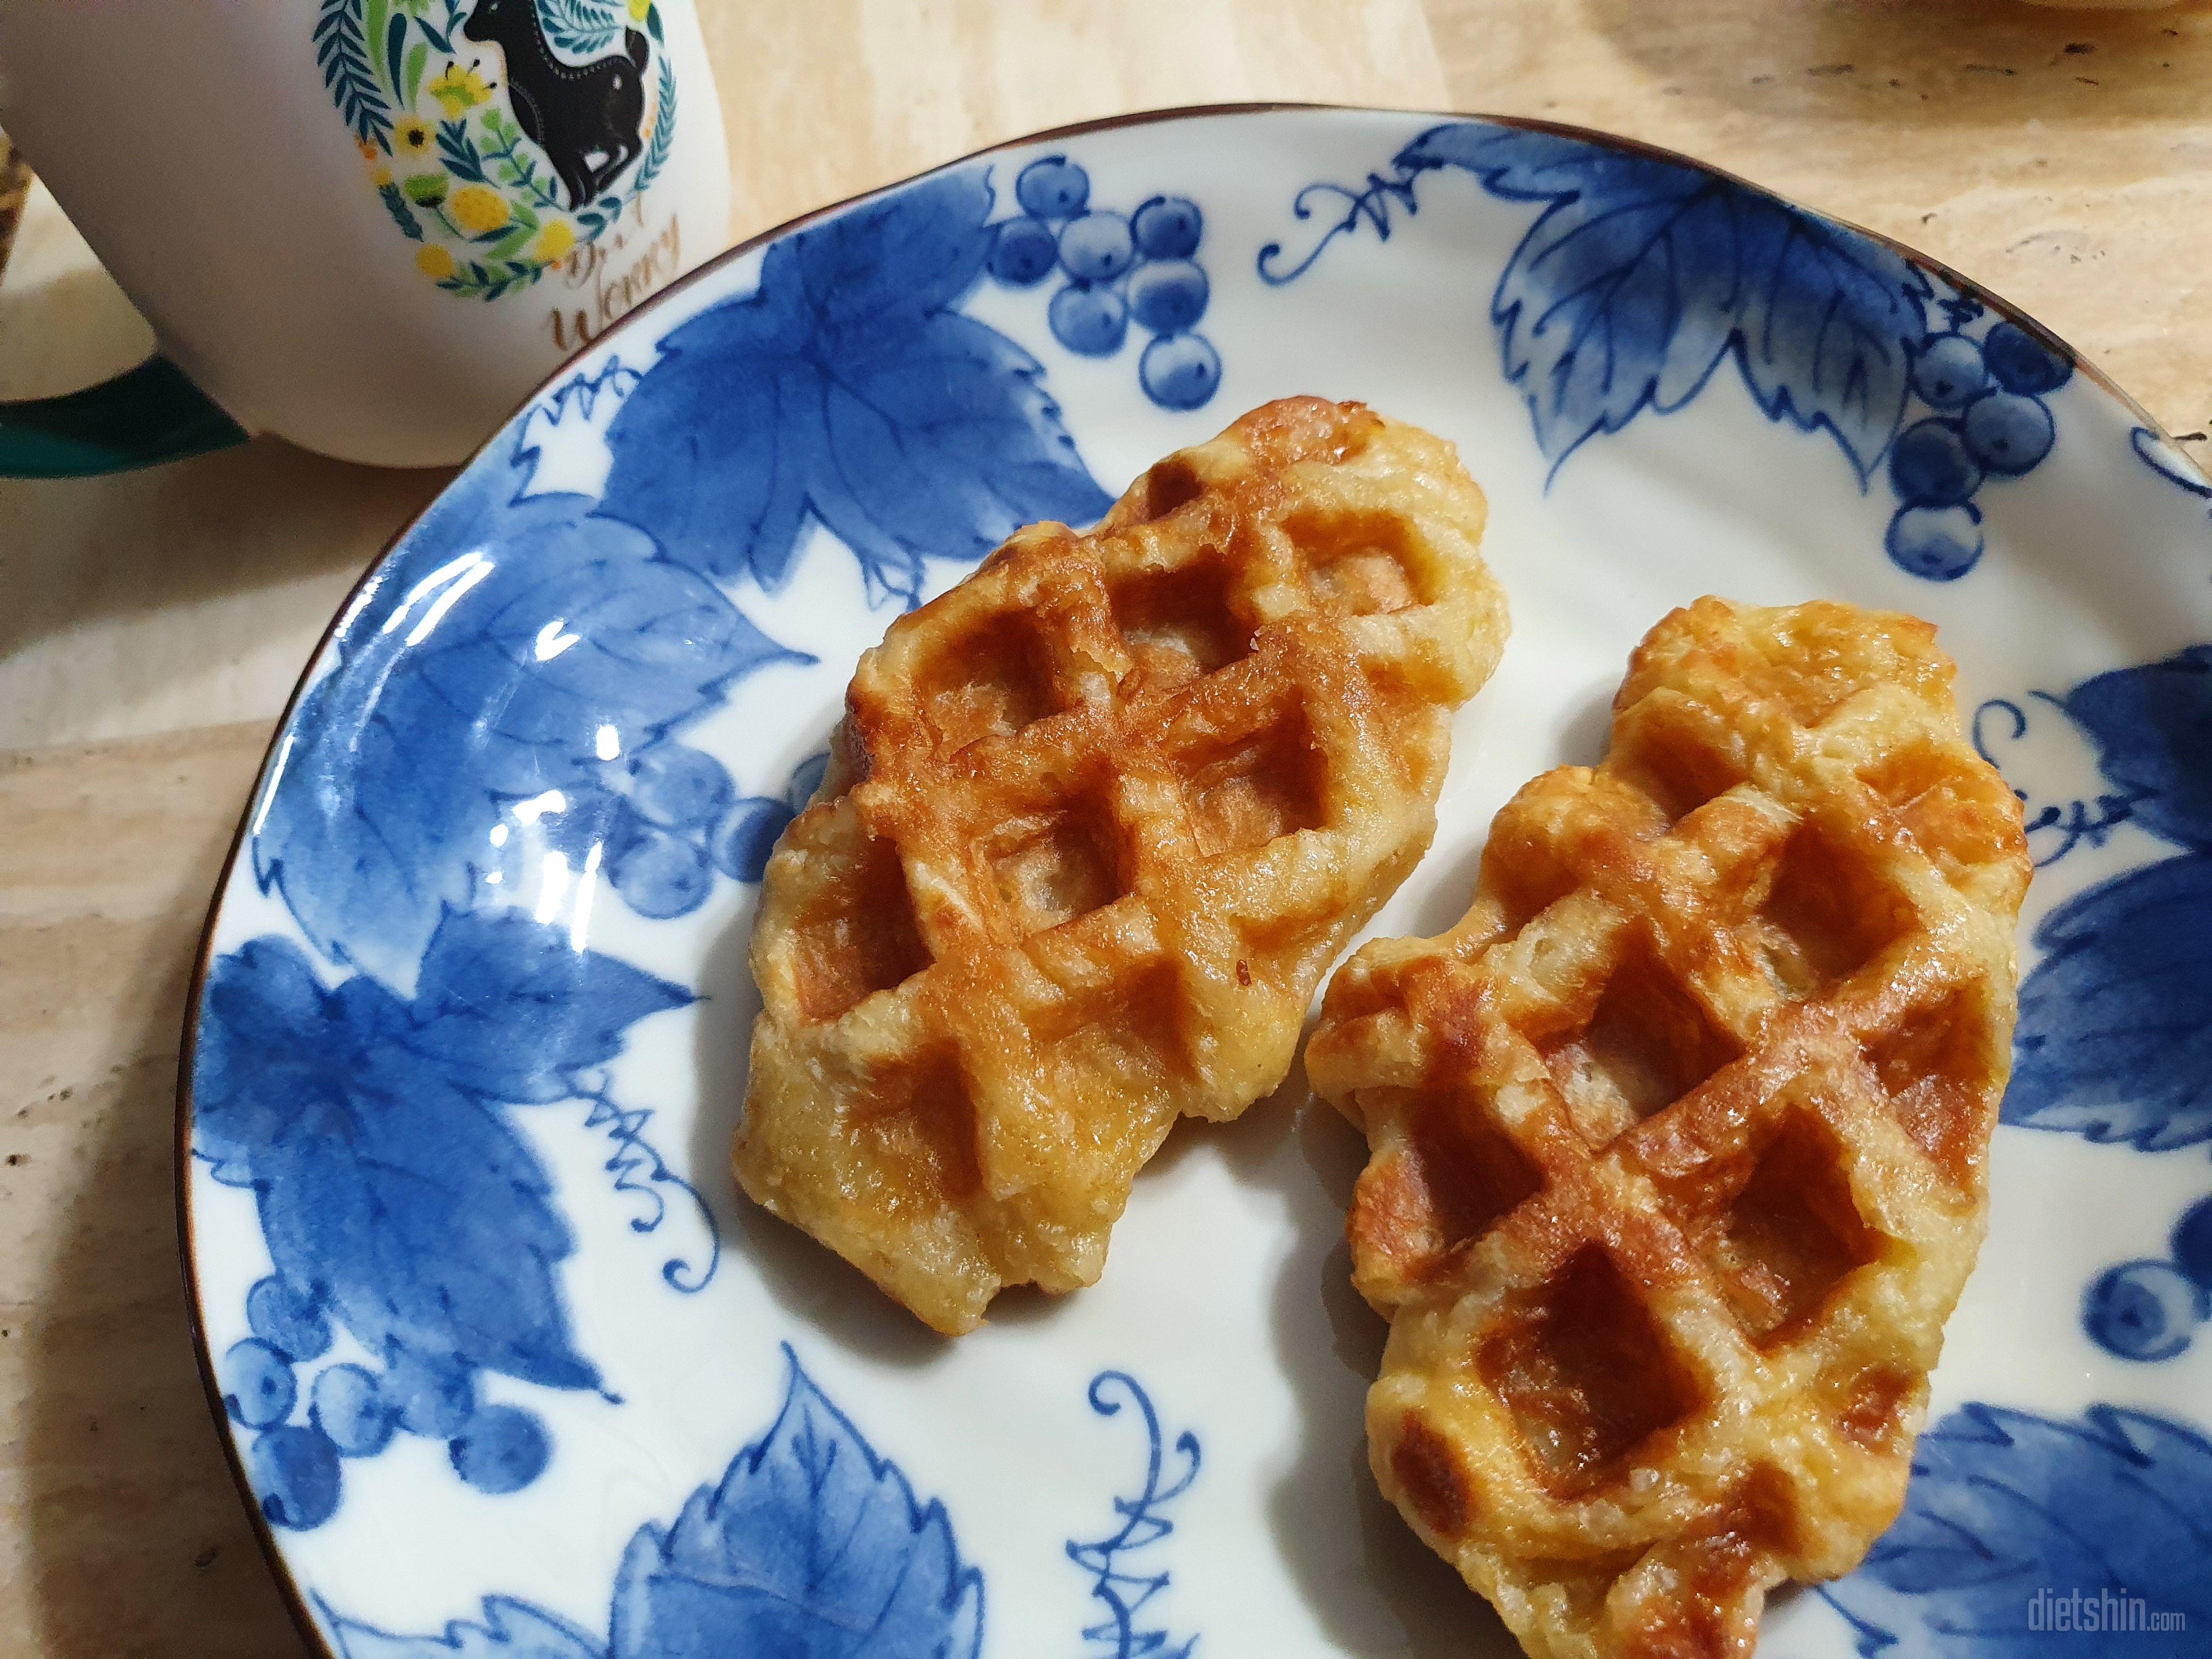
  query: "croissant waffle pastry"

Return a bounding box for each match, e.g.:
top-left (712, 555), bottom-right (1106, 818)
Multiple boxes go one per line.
top-left (1307, 598), bottom-right (2029, 1659)
top-left (739, 397), bottom-right (1508, 1334)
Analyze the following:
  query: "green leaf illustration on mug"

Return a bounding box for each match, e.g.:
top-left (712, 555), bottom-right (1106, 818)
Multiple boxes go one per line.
top-left (316, 0), bottom-right (673, 300)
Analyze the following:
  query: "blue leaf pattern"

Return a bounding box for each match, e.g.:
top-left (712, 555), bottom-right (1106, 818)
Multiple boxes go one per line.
top-left (330, 1596), bottom-right (606, 1659)
top-left (1823, 1403), bottom-right (2212, 1654)
top-left (404, 908), bottom-right (691, 1105)
top-left (1261, 121), bottom-right (2075, 580)
top-left (537, 0), bottom-right (626, 60)
top-left (198, 918), bottom-right (650, 1392)
top-left (2058, 646), bottom-right (2212, 851)
top-left (1980, 646), bottom-right (2212, 1360)
top-left (597, 170), bottom-right (1111, 606)
top-left (326, 1352), bottom-right (985, 1659)
top-left (193, 912), bottom-right (706, 1520)
top-left (252, 469), bottom-right (800, 986)
top-left (2005, 853), bottom-right (2212, 1152)
top-left (1396, 124), bottom-right (1929, 481)
top-left (1996, 647), bottom-right (2212, 1152)
top-left (609, 1348), bottom-right (983, 1658)
top-left (201, 153), bottom-right (1137, 1534)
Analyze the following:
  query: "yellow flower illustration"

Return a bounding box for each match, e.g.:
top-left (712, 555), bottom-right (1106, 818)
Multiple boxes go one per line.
top-left (534, 220), bottom-right (577, 264)
top-left (394, 116), bottom-right (435, 157)
top-left (371, 163), bottom-right (394, 188)
top-left (426, 63), bottom-right (491, 119)
top-left (627, 0), bottom-right (651, 20)
top-left (416, 245), bottom-right (456, 280)
top-left (449, 184), bottom-right (510, 236)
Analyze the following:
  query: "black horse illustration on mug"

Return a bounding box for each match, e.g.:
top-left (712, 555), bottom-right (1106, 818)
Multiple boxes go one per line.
top-left (462, 0), bottom-right (649, 211)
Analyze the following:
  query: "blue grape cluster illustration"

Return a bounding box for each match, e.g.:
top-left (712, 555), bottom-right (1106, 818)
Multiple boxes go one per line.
top-left (605, 740), bottom-right (825, 918)
top-left (987, 156), bottom-right (1221, 413)
top-left (219, 1276), bottom-right (555, 1528)
top-left (508, 742), bottom-right (831, 923)
top-left (2083, 1193), bottom-right (2212, 1363)
top-left (1884, 303), bottom-right (2073, 582)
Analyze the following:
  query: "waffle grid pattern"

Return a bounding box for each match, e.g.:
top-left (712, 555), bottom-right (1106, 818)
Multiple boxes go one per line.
top-left (740, 398), bottom-right (1506, 1334)
top-left (1308, 599), bottom-right (2029, 1659)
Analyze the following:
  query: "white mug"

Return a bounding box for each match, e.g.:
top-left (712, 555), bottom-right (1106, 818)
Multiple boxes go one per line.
top-left (0, 0), bottom-right (730, 472)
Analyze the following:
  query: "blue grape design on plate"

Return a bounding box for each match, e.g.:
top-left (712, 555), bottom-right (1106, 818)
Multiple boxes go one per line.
top-left (988, 155), bottom-right (1221, 413)
top-left (2080, 1192), bottom-right (2212, 1363)
top-left (1259, 121), bottom-right (2076, 583)
top-left (313, 1364), bottom-right (396, 1458)
top-left (194, 159), bottom-right (1126, 1533)
top-left (1885, 307), bottom-right (2073, 582)
top-left (1977, 645), bottom-right (2212, 1364)
top-left (587, 741), bottom-right (832, 906)
top-left (195, 915), bottom-right (704, 1528)
top-left (579, 739), bottom-right (826, 920)
top-left (2085, 1251), bottom-right (2208, 1364)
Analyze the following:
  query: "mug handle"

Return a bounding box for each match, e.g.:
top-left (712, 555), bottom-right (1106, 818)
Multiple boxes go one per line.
top-left (0, 354), bottom-right (246, 477)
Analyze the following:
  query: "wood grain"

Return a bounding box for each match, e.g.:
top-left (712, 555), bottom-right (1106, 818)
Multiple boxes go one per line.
top-left (703, 0), bottom-right (1447, 239)
top-left (0, 724), bottom-right (298, 1656)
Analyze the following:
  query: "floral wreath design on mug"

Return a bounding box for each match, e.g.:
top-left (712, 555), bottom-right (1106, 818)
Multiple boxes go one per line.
top-left (315, 0), bottom-right (677, 300)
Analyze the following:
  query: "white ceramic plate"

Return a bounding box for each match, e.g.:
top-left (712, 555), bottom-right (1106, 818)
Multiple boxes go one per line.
top-left (182, 107), bottom-right (2212, 1658)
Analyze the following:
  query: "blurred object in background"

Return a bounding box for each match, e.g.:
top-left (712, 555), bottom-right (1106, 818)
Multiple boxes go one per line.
top-left (0, 134), bottom-right (27, 283)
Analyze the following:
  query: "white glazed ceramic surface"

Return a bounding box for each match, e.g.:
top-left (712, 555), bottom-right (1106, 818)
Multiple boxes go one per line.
top-left (182, 109), bottom-right (2212, 1658)
top-left (0, 0), bottom-right (729, 465)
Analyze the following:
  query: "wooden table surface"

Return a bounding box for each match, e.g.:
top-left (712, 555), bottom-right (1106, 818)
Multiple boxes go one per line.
top-left (5, 4), bottom-right (2209, 1652)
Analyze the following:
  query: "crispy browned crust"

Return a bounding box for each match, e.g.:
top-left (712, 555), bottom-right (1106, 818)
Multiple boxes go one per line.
top-left (1307, 597), bottom-right (2030, 1659)
top-left (738, 397), bottom-right (1509, 1333)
